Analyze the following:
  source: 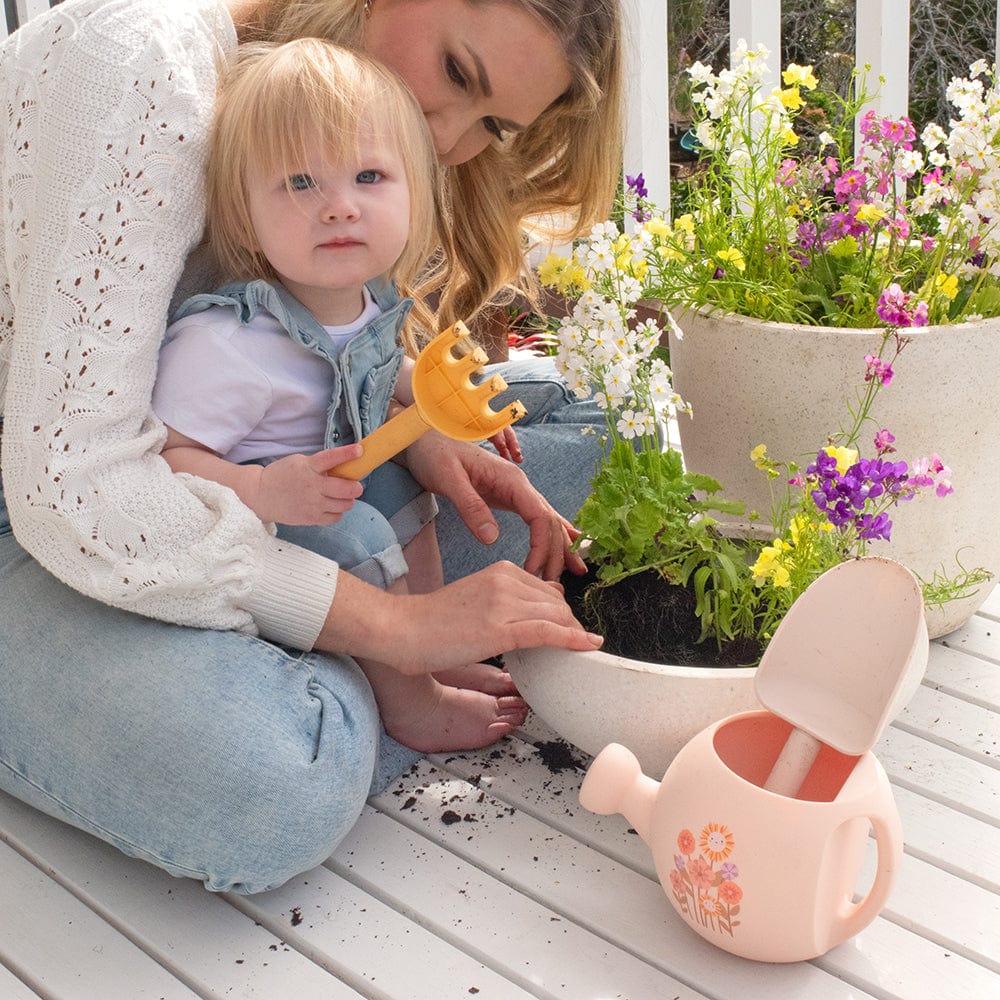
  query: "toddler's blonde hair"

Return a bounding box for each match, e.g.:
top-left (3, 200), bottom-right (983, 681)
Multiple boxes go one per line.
top-left (207, 37), bottom-right (439, 311)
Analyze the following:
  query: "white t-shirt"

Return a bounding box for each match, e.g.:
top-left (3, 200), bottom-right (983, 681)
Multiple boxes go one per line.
top-left (153, 288), bottom-right (381, 463)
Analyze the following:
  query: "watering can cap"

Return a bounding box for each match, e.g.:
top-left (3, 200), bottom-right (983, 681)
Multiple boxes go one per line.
top-left (753, 557), bottom-right (929, 755)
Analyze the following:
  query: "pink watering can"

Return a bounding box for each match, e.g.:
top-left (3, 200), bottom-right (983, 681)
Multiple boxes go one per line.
top-left (580, 556), bottom-right (927, 963)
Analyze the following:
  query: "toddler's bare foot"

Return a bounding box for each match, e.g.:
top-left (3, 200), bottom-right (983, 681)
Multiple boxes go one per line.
top-left (433, 661), bottom-right (520, 696)
top-left (381, 679), bottom-right (528, 754)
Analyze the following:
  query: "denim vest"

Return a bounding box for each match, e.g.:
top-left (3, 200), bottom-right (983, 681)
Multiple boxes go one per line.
top-left (170, 279), bottom-right (412, 449)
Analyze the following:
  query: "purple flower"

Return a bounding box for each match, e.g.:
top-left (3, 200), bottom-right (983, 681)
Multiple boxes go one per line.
top-left (856, 511), bottom-right (893, 541)
top-left (719, 862), bottom-right (740, 881)
top-left (625, 173), bottom-right (648, 199)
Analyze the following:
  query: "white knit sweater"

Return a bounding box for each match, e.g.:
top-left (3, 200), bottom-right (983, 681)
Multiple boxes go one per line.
top-left (0, 0), bottom-right (340, 649)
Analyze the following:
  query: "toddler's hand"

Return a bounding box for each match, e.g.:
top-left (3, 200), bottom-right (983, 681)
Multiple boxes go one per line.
top-left (254, 445), bottom-right (364, 525)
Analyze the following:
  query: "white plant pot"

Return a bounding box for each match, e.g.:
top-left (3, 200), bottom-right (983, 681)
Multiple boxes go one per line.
top-left (667, 309), bottom-right (1000, 637)
top-left (506, 646), bottom-right (758, 778)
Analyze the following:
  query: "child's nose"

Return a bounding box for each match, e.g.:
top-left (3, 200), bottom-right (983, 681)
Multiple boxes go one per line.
top-left (322, 191), bottom-right (359, 221)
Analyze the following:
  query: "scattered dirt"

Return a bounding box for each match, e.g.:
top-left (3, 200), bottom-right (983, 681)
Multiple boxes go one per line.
top-left (533, 739), bottom-right (586, 774)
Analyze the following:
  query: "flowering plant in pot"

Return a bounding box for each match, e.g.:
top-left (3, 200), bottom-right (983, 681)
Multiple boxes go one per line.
top-left (540, 237), bottom-right (979, 665)
top-left (538, 44), bottom-right (1000, 638)
top-left (506, 229), bottom-right (975, 776)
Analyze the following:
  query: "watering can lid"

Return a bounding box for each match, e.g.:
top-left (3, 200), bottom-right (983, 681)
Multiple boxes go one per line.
top-left (753, 557), bottom-right (929, 755)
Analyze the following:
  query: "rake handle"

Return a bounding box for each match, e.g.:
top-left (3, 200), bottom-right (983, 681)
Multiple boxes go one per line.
top-left (329, 404), bottom-right (430, 481)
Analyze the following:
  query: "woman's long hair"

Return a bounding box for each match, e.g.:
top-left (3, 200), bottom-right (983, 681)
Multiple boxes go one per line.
top-left (241, 0), bottom-right (624, 332)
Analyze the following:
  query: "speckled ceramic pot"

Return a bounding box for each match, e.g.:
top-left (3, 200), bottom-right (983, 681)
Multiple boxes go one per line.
top-left (667, 309), bottom-right (1000, 637)
top-left (505, 646), bottom-right (758, 778)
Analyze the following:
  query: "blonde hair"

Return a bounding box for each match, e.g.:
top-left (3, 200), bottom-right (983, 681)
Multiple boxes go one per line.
top-left (240, 0), bottom-right (624, 327)
top-left (207, 37), bottom-right (439, 343)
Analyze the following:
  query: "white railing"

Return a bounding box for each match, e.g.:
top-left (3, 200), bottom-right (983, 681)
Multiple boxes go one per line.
top-left (1, 0), bottom-right (52, 38)
top-left (5, 0), bottom-right (1000, 223)
top-left (627, 0), bottom-right (1000, 217)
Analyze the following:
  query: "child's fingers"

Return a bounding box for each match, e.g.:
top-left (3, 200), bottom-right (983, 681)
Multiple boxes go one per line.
top-left (310, 443), bottom-right (363, 473)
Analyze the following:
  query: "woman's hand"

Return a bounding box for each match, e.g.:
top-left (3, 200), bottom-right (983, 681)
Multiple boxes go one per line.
top-left (402, 431), bottom-right (586, 581)
top-left (318, 561), bottom-right (602, 673)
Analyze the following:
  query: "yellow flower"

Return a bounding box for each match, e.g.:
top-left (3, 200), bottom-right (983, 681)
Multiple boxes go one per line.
top-left (538, 253), bottom-right (589, 294)
top-left (854, 203), bottom-right (887, 224)
top-left (775, 86), bottom-right (804, 111)
top-left (782, 63), bottom-right (819, 90)
top-left (643, 216), bottom-right (671, 239)
top-left (752, 540), bottom-right (793, 588)
top-left (751, 444), bottom-right (769, 468)
top-left (673, 214), bottom-right (695, 235)
top-left (934, 273), bottom-right (959, 300)
top-left (782, 125), bottom-right (800, 147)
top-left (826, 446), bottom-right (859, 475)
top-left (538, 252), bottom-right (569, 288)
top-left (789, 514), bottom-right (832, 545)
top-left (715, 247), bottom-right (746, 272)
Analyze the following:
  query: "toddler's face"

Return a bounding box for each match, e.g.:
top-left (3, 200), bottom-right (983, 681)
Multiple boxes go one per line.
top-left (247, 134), bottom-right (411, 325)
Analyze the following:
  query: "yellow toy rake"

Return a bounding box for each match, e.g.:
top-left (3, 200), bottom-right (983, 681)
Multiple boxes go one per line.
top-left (330, 321), bottom-right (526, 480)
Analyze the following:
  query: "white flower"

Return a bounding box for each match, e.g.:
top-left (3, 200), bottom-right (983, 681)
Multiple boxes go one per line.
top-left (695, 121), bottom-right (717, 149)
top-left (921, 122), bottom-right (947, 150)
top-left (687, 60), bottom-right (714, 85)
top-left (818, 130), bottom-right (835, 147)
top-left (969, 59), bottom-right (990, 79)
top-left (894, 148), bottom-right (923, 177)
top-left (616, 409), bottom-right (641, 439)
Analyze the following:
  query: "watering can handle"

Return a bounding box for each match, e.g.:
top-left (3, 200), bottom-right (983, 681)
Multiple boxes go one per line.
top-left (329, 405), bottom-right (429, 481)
top-left (834, 809), bottom-right (903, 940)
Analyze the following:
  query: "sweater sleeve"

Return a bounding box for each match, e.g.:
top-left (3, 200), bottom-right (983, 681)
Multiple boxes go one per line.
top-left (0, 0), bottom-right (338, 650)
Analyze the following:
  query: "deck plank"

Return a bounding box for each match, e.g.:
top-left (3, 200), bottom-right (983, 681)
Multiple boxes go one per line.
top-left (228, 865), bottom-right (541, 999)
top-left (0, 965), bottom-right (43, 1000)
top-left (877, 725), bottom-right (999, 821)
top-left (335, 802), bottom-right (710, 1000)
top-left (923, 640), bottom-right (1000, 706)
top-left (0, 839), bottom-right (197, 1000)
top-left (0, 793), bottom-right (357, 999)
top-left (896, 683), bottom-right (998, 763)
top-left (374, 758), bottom-right (881, 1000)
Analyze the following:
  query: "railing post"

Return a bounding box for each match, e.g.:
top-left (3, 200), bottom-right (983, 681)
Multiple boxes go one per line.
top-left (728, 0), bottom-right (781, 84)
top-left (623, 0), bottom-right (671, 216)
top-left (855, 0), bottom-right (911, 123)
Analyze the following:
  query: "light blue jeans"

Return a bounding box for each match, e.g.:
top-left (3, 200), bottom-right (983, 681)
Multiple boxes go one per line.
top-left (0, 357), bottom-right (604, 894)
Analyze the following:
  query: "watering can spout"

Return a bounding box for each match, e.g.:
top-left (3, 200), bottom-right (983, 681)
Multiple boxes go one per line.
top-left (580, 743), bottom-right (659, 844)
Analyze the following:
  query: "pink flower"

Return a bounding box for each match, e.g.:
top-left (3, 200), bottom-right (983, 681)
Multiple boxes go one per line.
top-left (874, 428), bottom-right (896, 453)
top-left (834, 169), bottom-right (866, 203)
top-left (669, 868), bottom-right (686, 895)
top-left (776, 158), bottom-right (798, 187)
top-left (688, 856), bottom-right (715, 890)
top-left (864, 354), bottom-right (895, 385)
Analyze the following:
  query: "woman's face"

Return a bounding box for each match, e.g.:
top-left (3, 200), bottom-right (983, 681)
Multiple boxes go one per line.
top-left (363, 0), bottom-right (572, 165)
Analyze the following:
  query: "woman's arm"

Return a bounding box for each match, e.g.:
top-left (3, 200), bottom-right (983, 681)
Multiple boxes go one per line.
top-left (0, 1), bottom-right (339, 649)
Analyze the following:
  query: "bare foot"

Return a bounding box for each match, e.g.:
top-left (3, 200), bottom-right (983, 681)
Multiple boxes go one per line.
top-left (433, 661), bottom-right (520, 696)
top-left (380, 678), bottom-right (529, 754)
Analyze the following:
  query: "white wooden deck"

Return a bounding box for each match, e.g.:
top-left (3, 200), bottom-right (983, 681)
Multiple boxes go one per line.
top-left (0, 591), bottom-right (997, 999)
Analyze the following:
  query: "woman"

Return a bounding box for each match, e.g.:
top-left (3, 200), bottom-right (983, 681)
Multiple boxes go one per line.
top-left (0, 0), bottom-right (622, 893)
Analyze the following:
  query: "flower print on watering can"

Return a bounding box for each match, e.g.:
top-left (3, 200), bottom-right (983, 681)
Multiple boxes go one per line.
top-left (580, 557), bottom-right (926, 963)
